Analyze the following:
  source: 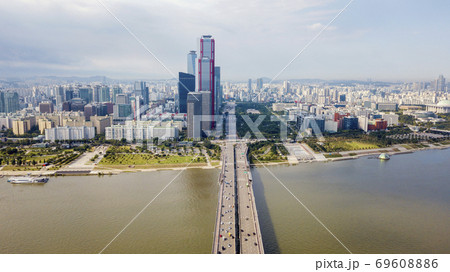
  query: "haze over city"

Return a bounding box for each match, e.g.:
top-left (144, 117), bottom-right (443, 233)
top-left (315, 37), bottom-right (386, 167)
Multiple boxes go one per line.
top-left (1, 1), bottom-right (450, 270)
top-left (1, 0), bottom-right (449, 81)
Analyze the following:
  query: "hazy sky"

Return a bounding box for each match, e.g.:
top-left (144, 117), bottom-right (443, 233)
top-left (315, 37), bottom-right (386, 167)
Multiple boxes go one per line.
top-left (0, 0), bottom-right (449, 81)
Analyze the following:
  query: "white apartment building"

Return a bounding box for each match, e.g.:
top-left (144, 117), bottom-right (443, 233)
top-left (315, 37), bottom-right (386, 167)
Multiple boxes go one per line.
top-left (45, 126), bottom-right (95, 142)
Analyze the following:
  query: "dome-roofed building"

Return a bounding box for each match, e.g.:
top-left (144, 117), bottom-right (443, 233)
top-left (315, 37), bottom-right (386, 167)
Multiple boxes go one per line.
top-left (426, 100), bottom-right (450, 114)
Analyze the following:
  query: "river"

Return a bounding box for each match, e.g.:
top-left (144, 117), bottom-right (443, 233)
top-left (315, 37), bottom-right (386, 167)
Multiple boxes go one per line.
top-left (0, 148), bottom-right (449, 253)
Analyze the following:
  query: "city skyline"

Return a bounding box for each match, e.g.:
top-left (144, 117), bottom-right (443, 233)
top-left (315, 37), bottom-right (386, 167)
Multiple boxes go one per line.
top-left (1, 0), bottom-right (449, 81)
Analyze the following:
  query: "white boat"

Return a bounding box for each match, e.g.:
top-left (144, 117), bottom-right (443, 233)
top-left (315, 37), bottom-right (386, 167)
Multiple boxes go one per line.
top-left (7, 176), bottom-right (49, 184)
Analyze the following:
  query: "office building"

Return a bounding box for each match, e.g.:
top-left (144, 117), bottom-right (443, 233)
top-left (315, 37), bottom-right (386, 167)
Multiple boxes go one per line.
top-left (99, 86), bottom-right (110, 103)
top-left (65, 89), bottom-right (74, 101)
top-left (134, 81), bottom-right (149, 107)
top-left (70, 98), bottom-right (86, 112)
top-left (0, 91), bottom-right (20, 113)
top-left (78, 88), bottom-right (92, 103)
top-left (112, 87), bottom-right (122, 103)
top-left (377, 103), bottom-right (398, 111)
top-left (198, 35), bottom-right (215, 118)
top-left (39, 102), bottom-right (54, 113)
top-left (116, 93), bottom-right (129, 105)
top-left (436, 75), bottom-right (446, 92)
top-left (342, 116), bottom-right (359, 130)
top-left (187, 92), bottom-right (202, 139)
top-left (200, 91), bottom-right (212, 132)
top-left (256, 78), bottom-right (263, 90)
top-left (215, 66), bottom-right (221, 114)
top-left (114, 104), bottom-right (132, 119)
top-left (178, 72), bottom-right (195, 113)
top-left (92, 86), bottom-right (100, 103)
top-left (187, 50), bottom-right (197, 75)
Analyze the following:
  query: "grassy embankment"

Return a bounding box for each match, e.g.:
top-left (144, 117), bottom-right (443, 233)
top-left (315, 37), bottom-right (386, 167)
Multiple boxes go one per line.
top-left (97, 146), bottom-right (208, 169)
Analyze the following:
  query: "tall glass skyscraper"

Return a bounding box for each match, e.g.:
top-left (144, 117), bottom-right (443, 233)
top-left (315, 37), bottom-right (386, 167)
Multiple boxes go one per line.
top-left (198, 35), bottom-right (215, 127)
top-left (214, 66), bottom-right (221, 115)
top-left (178, 72), bottom-right (195, 113)
top-left (187, 51), bottom-right (197, 75)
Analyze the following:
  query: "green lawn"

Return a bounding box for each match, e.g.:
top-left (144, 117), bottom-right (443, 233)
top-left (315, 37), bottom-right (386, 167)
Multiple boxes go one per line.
top-left (1, 165), bottom-right (42, 171)
top-left (324, 153), bottom-right (343, 158)
top-left (324, 140), bottom-right (379, 152)
top-left (99, 154), bottom-right (206, 165)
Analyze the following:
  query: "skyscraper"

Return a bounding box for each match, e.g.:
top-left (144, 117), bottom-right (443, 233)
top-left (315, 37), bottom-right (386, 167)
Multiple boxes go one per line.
top-left (78, 88), bottom-right (92, 103)
top-left (99, 86), bottom-right (111, 103)
top-left (436, 75), bottom-right (446, 92)
top-left (134, 81), bottom-right (149, 107)
top-left (112, 87), bottom-right (122, 103)
top-left (214, 66), bottom-right (221, 114)
top-left (187, 50), bottom-right (197, 75)
top-left (3, 91), bottom-right (20, 113)
top-left (200, 91), bottom-right (212, 132)
top-left (93, 86), bottom-right (101, 103)
top-left (198, 35), bottom-right (215, 120)
top-left (178, 72), bottom-right (195, 113)
top-left (248, 79), bottom-right (252, 92)
top-left (65, 89), bottom-right (74, 101)
top-left (256, 78), bottom-right (263, 90)
top-left (187, 92), bottom-right (202, 139)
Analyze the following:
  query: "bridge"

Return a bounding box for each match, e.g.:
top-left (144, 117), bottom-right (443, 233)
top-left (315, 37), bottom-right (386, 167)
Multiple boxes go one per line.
top-left (212, 141), bottom-right (264, 254)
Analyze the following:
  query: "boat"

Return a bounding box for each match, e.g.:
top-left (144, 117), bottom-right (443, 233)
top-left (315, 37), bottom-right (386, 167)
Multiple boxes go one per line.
top-left (378, 153), bottom-right (390, 160)
top-left (7, 176), bottom-right (49, 184)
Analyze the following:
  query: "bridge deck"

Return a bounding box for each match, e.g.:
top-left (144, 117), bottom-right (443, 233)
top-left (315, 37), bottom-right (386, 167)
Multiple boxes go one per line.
top-left (212, 142), bottom-right (264, 254)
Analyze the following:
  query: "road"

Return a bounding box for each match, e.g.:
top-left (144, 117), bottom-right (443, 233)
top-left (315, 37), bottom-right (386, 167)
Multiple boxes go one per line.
top-left (212, 143), bottom-right (237, 254)
top-left (235, 143), bottom-right (264, 254)
top-left (64, 145), bottom-right (108, 171)
top-left (212, 102), bottom-right (264, 254)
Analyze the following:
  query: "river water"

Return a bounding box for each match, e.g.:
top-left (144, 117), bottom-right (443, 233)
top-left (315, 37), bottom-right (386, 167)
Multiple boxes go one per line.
top-left (1, 148), bottom-right (449, 253)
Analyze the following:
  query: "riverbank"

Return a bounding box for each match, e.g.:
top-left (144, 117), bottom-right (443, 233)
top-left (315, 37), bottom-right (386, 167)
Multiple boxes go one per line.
top-left (0, 163), bottom-right (220, 177)
top-left (2, 142), bottom-right (448, 176)
top-left (250, 142), bottom-right (450, 166)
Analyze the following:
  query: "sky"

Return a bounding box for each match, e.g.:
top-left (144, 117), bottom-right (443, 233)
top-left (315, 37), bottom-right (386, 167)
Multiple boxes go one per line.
top-left (0, 0), bottom-right (449, 82)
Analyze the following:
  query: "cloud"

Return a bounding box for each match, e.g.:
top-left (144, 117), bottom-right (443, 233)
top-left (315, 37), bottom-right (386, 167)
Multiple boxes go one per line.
top-left (0, 0), bottom-right (448, 81)
top-left (307, 23), bottom-right (337, 31)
